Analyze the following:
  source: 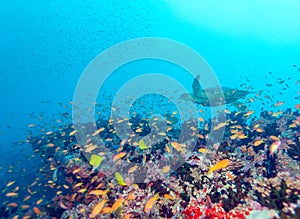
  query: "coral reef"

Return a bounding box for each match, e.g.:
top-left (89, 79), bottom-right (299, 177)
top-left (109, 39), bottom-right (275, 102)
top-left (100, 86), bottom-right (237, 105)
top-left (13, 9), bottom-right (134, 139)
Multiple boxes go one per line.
top-left (6, 105), bottom-right (299, 219)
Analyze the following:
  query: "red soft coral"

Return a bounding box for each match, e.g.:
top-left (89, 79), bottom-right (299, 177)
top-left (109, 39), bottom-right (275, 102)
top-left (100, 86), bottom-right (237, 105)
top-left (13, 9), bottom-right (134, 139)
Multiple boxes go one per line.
top-left (183, 202), bottom-right (248, 219)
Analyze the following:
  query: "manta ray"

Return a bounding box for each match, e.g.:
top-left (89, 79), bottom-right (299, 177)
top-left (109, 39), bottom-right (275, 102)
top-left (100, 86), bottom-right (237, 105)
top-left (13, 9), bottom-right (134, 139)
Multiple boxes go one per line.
top-left (180, 75), bottom-right (253, 106)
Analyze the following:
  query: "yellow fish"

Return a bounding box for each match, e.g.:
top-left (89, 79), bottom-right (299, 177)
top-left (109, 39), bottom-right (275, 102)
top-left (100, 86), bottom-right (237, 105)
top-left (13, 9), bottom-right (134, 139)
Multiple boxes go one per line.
top-left (138, 139), bottom-right (148, 150)
top-left (78, 188), bottom-right (87, 193)
top-left (69, 130), bottom-right (77, 136)
top-left (144, 193), bottom-right (159, 213)
top-left (198, 148), bottom-right (209, 153)
top-left (208, 159), bottom-right (230, 174)
top-left (89, 154), bottom-right (103, 169)
top-left (6, 181), bottom-right (15, 187)
top-left (162, 165), bottom-right (170, 173)
top-left (253, 124), bottom-right (260, 129)
top-left (136, 127), bottom-right (143, 133)
top-left (115, 172), bottom-right (127, 186)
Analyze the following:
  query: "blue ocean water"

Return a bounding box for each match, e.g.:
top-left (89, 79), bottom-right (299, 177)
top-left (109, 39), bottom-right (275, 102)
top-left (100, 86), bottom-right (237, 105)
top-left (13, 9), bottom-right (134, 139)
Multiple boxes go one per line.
top-left (0, 1), bottom-right (299, 218)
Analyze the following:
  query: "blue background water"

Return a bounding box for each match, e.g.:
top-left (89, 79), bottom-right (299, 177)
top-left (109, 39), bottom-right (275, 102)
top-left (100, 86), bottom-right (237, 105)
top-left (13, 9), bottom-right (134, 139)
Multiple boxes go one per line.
top-left (0, 0), bottom-right (299, 205)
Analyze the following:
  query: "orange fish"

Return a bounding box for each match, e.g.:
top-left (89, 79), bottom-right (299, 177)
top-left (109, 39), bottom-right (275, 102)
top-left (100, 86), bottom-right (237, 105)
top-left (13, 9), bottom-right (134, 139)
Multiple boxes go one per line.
top-left (163, 193), bottom-right (175, 200)
top-left (110, 197), bottom-right (124, 213)
top-left (255, 128), bottom-right (263, 133)
top-left (88, 189), bottom-right (109, 197)
top-left (92, 127), bottom-right (105, 136)
top-left (248, 97), bottom-right (255, 103)
top-left (90, 199), bottom-right (107, 218)
top-left (197, 134), bottom-right (205, 139)
top-left (101, 207), bottom-right (112, 214)
top-left (84, 144), bottom-right (97, 153)
top-left (165, 145), bottom-right (171, 153)
top-left (128, 165), bottom-right (138, 174)
top-left (274, 101), bottom-right (284, 107)
top-left (272, 111), bottom-right (283, 117)
top-left (124, 213), bottom-right (133, 219)
top-left (144, 193), bottom-right (159, 213)
top-left (73, 182), bottom-right (83, 189)
top-left (33, 207), bottom-right (42, 215)
top-left (213, 122), bottom-right (227, 131)
top-left (270, 135), bottom-right (279, 141)
top-left (6, 192), bottom-right (18, 197)
top-left (72, 168), bottom-right (81, 174)
top-left (198, 117), bottom-right (205, 122)
top-left (208, 159), bottom-right (230, 174)
top-left (36, 199), bottom-right (43, 205)
top-left (244, 110), bottom-right (254, 116)
top-left (23, 195), bottom-right (31, 202)
top-left (238, 133), bottom-right (248, 139)
top-left (113, 152), bottom-right (126, 162)
top-left (253, 139), bottom-right (264, 147)
top-left (20, 205), bottom-right (30, 209)
top-left (226, 171), bottom-right (236, 181)
top-left (170, 142), bottom-right (186, 153)
top-left (269, 141), bottom-right (281, 158)
top-left (127, 191), bottom-right (136, 200)
top-left (59, 200), bottom-right (69, 210)
top-left (230, 134), bottom-right (238, 140)
top-left (7, 203), bottom-right (18, 207)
